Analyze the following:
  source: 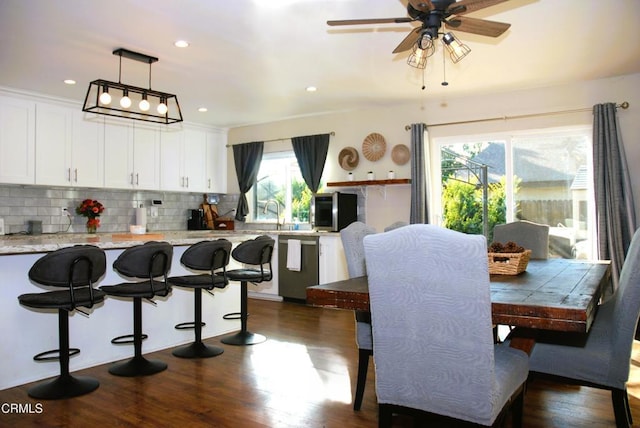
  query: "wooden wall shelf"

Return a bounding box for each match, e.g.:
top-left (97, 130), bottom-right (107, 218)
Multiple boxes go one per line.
top-left (327, 178), bottom-right (411, 187)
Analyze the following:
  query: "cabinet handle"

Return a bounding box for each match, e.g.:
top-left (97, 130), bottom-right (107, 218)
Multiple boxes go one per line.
top-left (67, 168), bottom-right (71, 182)
top-left (185, 176), bottom-right (189, 188)
top-left (181, 177), bottom-right (185, 187)
top-left (136, 173), bottom-right (139, 185)
top-left (130, 173), bottom-right (134, 185)
top-left (74, 168), bottom-right (78, 182)
top-left (208, 178), bottom-right (211, 189)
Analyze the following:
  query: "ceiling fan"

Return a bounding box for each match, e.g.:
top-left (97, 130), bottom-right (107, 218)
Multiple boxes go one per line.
top-left (327, 0), bottom-right (512, 55)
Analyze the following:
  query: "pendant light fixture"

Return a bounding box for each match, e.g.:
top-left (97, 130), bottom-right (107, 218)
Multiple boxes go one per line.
top-left (82, 48), bottom-right (183, 124)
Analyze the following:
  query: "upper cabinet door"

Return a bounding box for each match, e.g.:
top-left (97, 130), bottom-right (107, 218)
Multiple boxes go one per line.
top-left (71, 112), bottom-right (104, 187)
top-left (34, 103), bottom-right (104, 187)
top-left (0, 96), bottom-right (35, 184)
top-left (104, 119), bottom-right (135, 189)
top-left (206, 129), bottom-right (228, 193)
top-left (132, 125), bottom-right (160, 190)
top-left (35, 103), bottom-right (72, 186)
top-left (160, 127), bottom-right (209, 193)
top-left (159, 129), bottom-right (184, 192)
top-left (182, 128), bottom-right (207, 192)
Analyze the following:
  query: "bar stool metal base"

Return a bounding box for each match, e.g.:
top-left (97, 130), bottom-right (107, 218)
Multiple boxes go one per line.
top-left (108, 356), bottom-right (167, 377)
top-left (27, 374), bottom-right (99, 400)
top-left (221, 330), bottom-right (266, 346)
top-left (172, 342), bottom-right (224, 358)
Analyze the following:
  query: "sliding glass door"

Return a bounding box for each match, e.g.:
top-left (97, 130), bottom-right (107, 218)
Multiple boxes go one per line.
top-left (432, 126), bottom-right (595, 259)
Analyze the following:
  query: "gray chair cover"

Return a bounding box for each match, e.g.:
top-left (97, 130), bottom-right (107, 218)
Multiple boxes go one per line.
top-left (493, 220), bottom-right (550, 259)
top-left (364, 224), bottom-right (529, 426)
top-left (340, 221), bottom-right (376, 410)
top-left (527, 227), bottom-right (640, 427)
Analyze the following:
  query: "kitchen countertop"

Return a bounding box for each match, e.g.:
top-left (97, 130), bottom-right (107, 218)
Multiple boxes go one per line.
top-left (0, 229), bottom-right (337, 255)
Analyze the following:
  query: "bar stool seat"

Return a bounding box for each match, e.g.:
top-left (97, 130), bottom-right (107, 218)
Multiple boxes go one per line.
top-left (100, 241), bottom-right (173, 377)
top-left (168, 239), bottom-right (232, 358)
top-left (220, 235), bottom-right (274, 346)
top-left (18, 245), bottom-right (106, 399)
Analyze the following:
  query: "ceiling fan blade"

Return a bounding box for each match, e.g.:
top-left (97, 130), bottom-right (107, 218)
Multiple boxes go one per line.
top-left (407, 0), bottom-right (434, 13)
top-left (392, 27), bottom-right (422, 54)
top-left (445, 16), bottom-right (510, 37)
top-left (327, 17), bottom-right (413, 26)
top-left (447, 0), bottom-right (509, 16)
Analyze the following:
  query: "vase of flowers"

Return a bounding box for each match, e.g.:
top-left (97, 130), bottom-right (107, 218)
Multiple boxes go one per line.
top-left (76, 199), bottom-right (105, 233)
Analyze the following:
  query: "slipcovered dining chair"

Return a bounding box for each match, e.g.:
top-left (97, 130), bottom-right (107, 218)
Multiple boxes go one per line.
top-left (526, 228), bottom-right (640, 428)
top-left (493, 220), bottom-right (550, 259)
top-left (364, 224), bottom-right (529, 427)
top-left (168, 239), bottom-right (232, 358)
top-left (340, 221), bottom-right (376, 411)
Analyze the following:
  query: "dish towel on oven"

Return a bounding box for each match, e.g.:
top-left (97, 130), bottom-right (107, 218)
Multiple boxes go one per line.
top-left (286, 239), bottom-right (301, 271)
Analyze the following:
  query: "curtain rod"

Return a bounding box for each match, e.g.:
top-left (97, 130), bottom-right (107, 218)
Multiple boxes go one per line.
top-left (226, 131), bottom-right (335, 147)
top-left (404, 101), bottom-right (630, 130)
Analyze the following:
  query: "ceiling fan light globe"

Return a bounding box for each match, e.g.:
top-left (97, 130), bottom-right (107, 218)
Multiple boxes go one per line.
top-left (407, 45), bottom-right (428, 69)
top-left (443, 32), bottom-right (471, 63)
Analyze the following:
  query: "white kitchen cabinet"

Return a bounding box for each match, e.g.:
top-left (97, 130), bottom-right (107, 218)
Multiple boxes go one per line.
top-left (206, 129), bottom-right (227, 193)
top-left (318, 234), bottom-right (348, 284)
top-left (160, 127), bottom-right (207, 192)
top-left (104, 120), bottom-right (160, 190)
top-left (0, 95), bottom-right (35, 184)
top-left (35, 103), bottom-right (104, 187)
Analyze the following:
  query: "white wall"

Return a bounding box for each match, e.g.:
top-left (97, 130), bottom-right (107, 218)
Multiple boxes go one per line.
top-left (227, 73), bottom-right (640, 228)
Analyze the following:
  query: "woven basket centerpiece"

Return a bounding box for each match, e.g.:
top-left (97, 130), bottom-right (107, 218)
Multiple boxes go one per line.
top-left (487, 241), bottom-right (531, 275)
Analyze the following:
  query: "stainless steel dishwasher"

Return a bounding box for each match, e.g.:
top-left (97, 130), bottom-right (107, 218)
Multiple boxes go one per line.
top-left (278, 235), bottom-right (319, 301)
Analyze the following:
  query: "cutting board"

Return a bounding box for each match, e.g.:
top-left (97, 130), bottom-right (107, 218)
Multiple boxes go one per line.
top-left (111, 233), bottom-right (165, 241)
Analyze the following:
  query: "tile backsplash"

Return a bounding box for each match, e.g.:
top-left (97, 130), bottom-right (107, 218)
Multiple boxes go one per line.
top-left (0, 184), bottom-right (238, 234)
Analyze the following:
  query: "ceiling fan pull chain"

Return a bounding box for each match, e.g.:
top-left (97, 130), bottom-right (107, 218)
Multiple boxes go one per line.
top-left (442, 47), bottom-right (449, 86)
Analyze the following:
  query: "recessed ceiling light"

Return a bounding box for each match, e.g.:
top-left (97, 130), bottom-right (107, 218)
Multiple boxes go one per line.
top-left (198, 107), bottom-right (208, 112)
top-left (174, 40), bottom-right (190, 48)
top-left (64, 79), bottom-right (76, 85)
top-left (306, 86), bottom-right (317, 92)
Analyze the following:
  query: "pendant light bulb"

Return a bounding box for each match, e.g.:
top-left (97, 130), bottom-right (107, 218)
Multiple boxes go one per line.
top-left (157, 100), bottom-right (168, 115)
top-left (139, 93), bottom-right (150, 111)
top-left (99, 87), bottom-right (111, 105)
top-left (119, 90), bottom-right (131, 108)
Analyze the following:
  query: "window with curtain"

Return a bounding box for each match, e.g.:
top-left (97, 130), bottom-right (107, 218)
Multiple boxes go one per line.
top-left (249, 151), bottom-right (323, 225)
top-left (432, 126), bottom-right (595, 259)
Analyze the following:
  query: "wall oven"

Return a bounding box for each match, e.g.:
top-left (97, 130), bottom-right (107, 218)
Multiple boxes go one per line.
top-left (312, 192), bottom-right (357, 232)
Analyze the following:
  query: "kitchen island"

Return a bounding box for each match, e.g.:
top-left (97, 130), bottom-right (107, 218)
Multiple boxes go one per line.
top-left (0, 229), bottom-right (346, 390)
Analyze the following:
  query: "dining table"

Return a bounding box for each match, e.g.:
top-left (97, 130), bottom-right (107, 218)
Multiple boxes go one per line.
top-left (306, 258), bottom-right (611, 354)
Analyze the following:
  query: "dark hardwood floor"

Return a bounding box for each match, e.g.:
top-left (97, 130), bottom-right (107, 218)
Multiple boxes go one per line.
top-left (1, 298), bottom-right (638, 427)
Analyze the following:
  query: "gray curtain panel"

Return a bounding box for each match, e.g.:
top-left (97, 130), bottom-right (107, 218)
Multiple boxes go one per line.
top-left (410, 123), bottom-right (428, 224)
top-left (291, 133), bottom-right (330, 194)
top-left (233, 141), bottom-right (264, 221)
top-left (593, 102), bottom-right (637, 289)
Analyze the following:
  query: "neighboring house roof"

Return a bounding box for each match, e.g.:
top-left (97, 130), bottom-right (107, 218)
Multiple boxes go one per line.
top-left (469, 139), bottom-right (588, 185)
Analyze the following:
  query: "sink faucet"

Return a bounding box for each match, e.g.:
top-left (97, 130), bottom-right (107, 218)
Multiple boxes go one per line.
top-left (263, 199), bottom-right (281, 230)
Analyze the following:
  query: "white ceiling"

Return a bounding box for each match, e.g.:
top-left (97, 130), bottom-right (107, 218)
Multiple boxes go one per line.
top-left (1, 0), bottom-right (639, 129)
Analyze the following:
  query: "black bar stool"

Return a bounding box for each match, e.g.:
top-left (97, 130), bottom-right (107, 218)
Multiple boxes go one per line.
top-left (18, 245), bottom-right (106, 399)
top-left (100, 241), bottom-right (173, 376)
top-left (168, 239), bottom-right (232, 358)
top-left (221, 235), bottom-right (274, 345)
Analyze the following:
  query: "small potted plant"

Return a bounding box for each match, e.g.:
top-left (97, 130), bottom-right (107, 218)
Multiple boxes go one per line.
top-left (76, 199), bottom-right (105, 233)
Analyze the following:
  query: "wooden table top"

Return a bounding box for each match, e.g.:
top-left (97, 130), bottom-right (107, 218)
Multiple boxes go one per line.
top-left (307, 258), bottom-right (611, 334)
